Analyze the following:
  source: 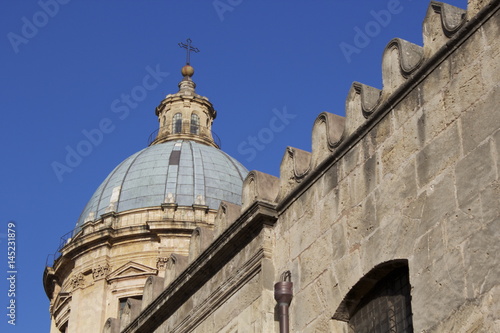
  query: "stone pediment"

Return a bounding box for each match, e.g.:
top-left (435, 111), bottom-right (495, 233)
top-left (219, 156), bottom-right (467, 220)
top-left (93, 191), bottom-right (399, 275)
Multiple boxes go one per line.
top-left (52, 292), bottom-right (71, 315)
top-left (106, 262), bottom-right (157, 283)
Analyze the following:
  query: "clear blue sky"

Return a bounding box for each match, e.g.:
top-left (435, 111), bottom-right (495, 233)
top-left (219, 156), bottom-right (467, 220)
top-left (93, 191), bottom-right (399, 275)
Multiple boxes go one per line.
top-left (0, 0), bottom-right (467, 331)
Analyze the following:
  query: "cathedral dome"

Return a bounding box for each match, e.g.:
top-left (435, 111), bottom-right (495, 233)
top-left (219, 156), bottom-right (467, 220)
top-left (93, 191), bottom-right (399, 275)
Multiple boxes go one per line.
top-left (76, 140), bottom-right (248, 228)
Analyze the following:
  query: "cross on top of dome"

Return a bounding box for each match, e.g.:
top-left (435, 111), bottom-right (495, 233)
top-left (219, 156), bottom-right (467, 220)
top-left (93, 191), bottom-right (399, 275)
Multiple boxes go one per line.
top-left (178, 38), bottom-right (199, 66)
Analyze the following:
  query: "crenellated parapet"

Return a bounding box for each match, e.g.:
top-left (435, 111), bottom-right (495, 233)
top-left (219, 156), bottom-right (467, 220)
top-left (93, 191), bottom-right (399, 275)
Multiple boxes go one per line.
top-left (311, 112), bottom-right (345, 169)
top-left (424, 2), bottom-right (466, 56)
top-left (213, 201), bottom-right (242, 238)
top-left (182, 0), bottom-right (499, 287)
top-left (259, 1), bottom-right (492, 209)
top-left (344, 82), bottom-right (382, 139)
top-left (277, 147), bottom-right (311, 201)
top-left (381, 38), bottom-right (424, 93)
top-left (241, 171), bottom-right (280, 212)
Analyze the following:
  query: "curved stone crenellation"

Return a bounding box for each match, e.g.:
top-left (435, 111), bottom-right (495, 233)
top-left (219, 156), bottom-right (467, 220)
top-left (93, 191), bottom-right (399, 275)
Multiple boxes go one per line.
top-left (241, 171), bottom-right (280, 212)
top-left (237, 1), bottom-right (472, 212)
top-left (213, 201), bottom-right (242, 238)
top-left (431, 1), bottom-right (467, 36)
top-left (382, 38), bottom-right (424, 94)
top-left (188, 227), bottom-right (214, 262)
top-left (277, 147), bottom-right (311, 201)
top-left (424, 2), bottom-right (467, 56)
top-left (311, 112), bottom-right (345, 169)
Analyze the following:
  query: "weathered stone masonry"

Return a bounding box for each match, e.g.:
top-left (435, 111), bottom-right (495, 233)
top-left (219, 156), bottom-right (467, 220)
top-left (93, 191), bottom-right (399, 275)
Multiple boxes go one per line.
top-left (122, 1), bottom-right (500, 332)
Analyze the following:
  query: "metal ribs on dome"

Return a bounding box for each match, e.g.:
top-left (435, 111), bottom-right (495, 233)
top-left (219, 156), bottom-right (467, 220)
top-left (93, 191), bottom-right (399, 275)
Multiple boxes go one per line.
top-left (76, 140), bottom-right (248, 228)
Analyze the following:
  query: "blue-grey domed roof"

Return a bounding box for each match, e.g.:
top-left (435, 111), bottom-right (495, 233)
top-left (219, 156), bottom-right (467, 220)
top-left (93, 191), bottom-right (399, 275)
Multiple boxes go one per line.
top-left (76, 140), bottom-right (248, 228)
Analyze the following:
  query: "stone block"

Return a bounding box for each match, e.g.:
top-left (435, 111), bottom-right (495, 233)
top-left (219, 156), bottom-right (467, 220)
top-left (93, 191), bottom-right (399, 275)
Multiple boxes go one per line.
top-left (337, 178), bottom-right (352, 214)
top-left (395, 158), bottom-right (417, 201)
top-left (420, 93), bottom-right (461, 148)
top-left (460, 86), bottom-right (500, 155)
top-left (297, 232), bottom-right (332, 288)
top-left (302, 314), bottom-right (331, 333)
top-left (421, 172), bottom-right (456, 233)
top-left (392, 88), bottom-right (423, 130)
top-left (318, 188), bottom-right (340, 233)
top-left (495, 129), bottom-right (500, 171)
top-left (402, 192), bottom-right (425, 220)
top-left (411, 249), bottom-right (466, 331)
top-left (212, 273), bottom-right (260, 329)
top-left (291, 283), bottom-right (323, 331)
top-left (320, 163), bottom-right (339, 198)
top-left (289, 212), bottom-right (321, 261)
top-left (332, 251), bottom-right (363, 299)
top-left (368, 112), bottom-right (392, 149)
top-left (455, 141), bottom-right (495, 209)
top-left (314, 270), bottom-right (342, 313)
top-left (346, 194), bottom-right (377, 245)
top-left (341, 144), bottom-right (360, 179)
top-left (480, 180), bottom-right (500, 224)
top-left (417, 123), bottom-right (460, 187)
top-left (381, 113), bottom-right (421, 178)
top-left (464, 219), bottom-right (500, 298)
top-left (444, 196), bottom-right (482, 250)
top-left (330, 320), bottom-right (349, 333)
top-left (349, 154), bottom-right (378, 205)
top-left (467, 0), bottom-right (495, 19)
top-left (330, 222), bottom-right (347, 262)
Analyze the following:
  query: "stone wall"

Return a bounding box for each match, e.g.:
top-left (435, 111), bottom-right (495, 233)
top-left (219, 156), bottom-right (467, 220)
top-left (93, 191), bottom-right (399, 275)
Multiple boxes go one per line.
top-left (273, 0), bottom-right (500, 331)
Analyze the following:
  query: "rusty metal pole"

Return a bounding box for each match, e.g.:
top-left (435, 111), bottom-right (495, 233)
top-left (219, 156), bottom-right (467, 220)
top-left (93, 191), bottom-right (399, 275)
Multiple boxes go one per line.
top-left (274, 271), bottom-right (293, 333)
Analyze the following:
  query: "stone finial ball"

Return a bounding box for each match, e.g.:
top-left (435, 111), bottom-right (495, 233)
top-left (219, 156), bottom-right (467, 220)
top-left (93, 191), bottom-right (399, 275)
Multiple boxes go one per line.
top-left (181, 65), bottom-right (195, 77)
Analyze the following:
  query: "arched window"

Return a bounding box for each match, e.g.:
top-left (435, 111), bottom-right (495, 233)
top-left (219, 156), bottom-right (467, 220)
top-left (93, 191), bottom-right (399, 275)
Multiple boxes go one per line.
top-left (190, 113), bottom-right (200, 134)
top-left (173, 113), bottom-right (182, 134)
top-left (334, 260), bottom-right (413, 333)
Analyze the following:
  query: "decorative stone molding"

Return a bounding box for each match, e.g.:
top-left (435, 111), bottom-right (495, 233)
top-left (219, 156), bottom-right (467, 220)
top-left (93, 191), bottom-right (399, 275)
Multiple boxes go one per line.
top-left (156, 257), bottom-right (170, 270)
top-left (70, 273), bottom-right (85, 290)
top-left (51, 292), bottom-right (71, 319)
top-left (106, 262), bottom-right (157, 283)
top-left (92, 264), bottom-right (110, 281)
